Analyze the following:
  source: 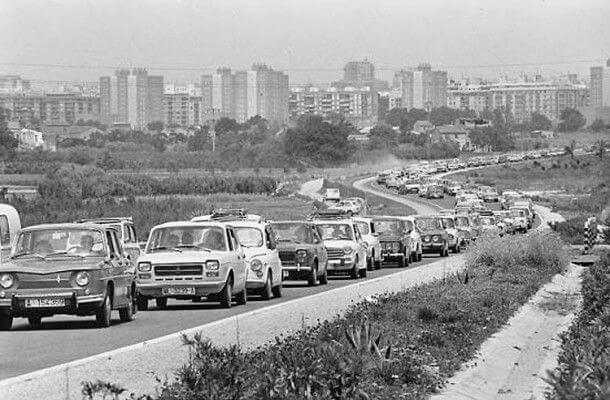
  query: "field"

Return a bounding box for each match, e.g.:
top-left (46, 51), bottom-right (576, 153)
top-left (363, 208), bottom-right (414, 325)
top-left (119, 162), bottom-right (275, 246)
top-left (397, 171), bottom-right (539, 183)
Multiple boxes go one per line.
top-left (547, 131), bottom-right (610, 148)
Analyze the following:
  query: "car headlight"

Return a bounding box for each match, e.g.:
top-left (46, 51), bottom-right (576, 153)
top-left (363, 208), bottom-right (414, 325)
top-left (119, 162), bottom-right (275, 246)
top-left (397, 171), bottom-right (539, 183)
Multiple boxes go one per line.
top-left (206, 260), bottom-right (220, 270)
top-left (250, 259), bottom-right (263, 271)
top-left (432, 235), bottom-right (440, 242)
top-left (423, 235), bottom-right (431, 242)
top-left (343, 247), bottom-right (353, 255)
top-left (448, 234), bottom-right (454, 240)
top-left (392, 242), bottom-right (400, 251)
top-left (75, 271), bottom-right (90, 287)
top-left (0, 273), bottom-right (14, 289)
top-left (296, 249), bottom-right (309, 261)
top-left (137, 262), bottom-right (152, 272)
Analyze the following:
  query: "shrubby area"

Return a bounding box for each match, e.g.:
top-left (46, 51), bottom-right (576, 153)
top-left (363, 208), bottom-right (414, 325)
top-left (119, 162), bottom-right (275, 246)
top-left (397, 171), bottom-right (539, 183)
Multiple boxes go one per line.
top-left (83, 232), bottom-right (568, 399)
top-left (545, 251), bottom-right (610, 399)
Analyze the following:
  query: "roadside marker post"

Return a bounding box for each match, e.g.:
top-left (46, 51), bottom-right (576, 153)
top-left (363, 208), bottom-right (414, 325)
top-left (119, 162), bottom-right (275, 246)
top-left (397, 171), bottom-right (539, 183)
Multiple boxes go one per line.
top-left (583, 217), bottom-right (597, 254)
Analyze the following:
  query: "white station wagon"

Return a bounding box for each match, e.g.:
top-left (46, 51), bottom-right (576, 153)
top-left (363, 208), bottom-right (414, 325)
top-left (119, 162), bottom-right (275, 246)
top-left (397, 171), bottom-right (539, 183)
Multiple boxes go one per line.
top-left (136, 221), bottom-right (247, 309)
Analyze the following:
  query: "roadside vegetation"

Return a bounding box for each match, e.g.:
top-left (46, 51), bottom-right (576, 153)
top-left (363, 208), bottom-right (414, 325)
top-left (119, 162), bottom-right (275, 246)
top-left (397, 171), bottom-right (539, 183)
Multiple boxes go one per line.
top-left (83, 231), bottom-right (568, 399)
top-left (545, 251), bottom-right (610, 399)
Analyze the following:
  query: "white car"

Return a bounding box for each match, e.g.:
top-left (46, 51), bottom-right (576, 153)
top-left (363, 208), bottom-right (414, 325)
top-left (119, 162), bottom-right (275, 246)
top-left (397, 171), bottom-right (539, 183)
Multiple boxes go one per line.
top-left (136, 221), bottom-right (247, 309)
top-left (508, 208), bottom-right (529, 232)
top-left (313, 218), bottom-right (368, 279)
top-left (398, 216), bottom-right (423, 262)
top-left (328, 199), bottom-right (362, 216)
top-left (192, 213), bottom-right (283, 300)
top-left (353, 217), bottom-right (382, 270)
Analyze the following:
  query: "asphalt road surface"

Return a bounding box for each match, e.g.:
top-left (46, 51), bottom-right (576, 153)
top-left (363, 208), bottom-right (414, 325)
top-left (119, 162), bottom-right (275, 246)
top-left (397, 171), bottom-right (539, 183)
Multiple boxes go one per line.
top-left (0, 255), bottom-right (444, 380)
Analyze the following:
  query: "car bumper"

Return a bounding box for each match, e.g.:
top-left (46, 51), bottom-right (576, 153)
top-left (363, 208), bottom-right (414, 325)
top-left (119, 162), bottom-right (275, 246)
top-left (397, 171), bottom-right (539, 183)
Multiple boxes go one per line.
top-left (0, 290), bottom-right (105, 317)
top-left (380, 250), bottom-right (405, 261)
top-left (422, 242), bottom-right (444, 252)
top-left (137, 281), bottom-right (226, 298)
top-left (326, 257), bottom-right (356, 271)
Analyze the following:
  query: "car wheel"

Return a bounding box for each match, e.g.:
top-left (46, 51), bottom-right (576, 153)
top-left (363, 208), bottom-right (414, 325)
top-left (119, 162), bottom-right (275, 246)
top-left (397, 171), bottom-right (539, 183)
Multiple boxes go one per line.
top-left (417, 249), bottom-right (423, 262)
top-left (95, 291), bottom-right (112, 328)
top-left (261, 273), bottom-right (273, 300)
top-left (220, 276), bottom-right (233, 308)
top-left (136, 296), bottom-right (149, 311)
top-left (28, 316), bottom-right (42, 329)
top-left (399, 255), bottom-right (406, 268)
top-left (350, 257), bottom-right (360, 279)
top-left (119, 290), bottom-right (135, 322)
top-left (374, 259), bottom-right (381, 269)
top-left (360, 264), bottom-right (367, 278)
top-left (0, 314), bottom-right (13, 331)
top-left (272, 281), bottom-right (283, 298)
top-left (308, 264), bottom-right (318, 286)
top-left (236, 286), bottom-right (247, 305)
top-left (366, 256), bottom-right (374, 271)
top-left (155, 298), bottom-right (168, 309)
top-left (319, 265), bottom-right (329, 284)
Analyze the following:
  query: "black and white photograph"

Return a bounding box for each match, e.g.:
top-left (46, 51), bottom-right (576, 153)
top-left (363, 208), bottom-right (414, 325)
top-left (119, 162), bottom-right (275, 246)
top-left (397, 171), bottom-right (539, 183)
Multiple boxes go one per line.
top-left (0, 0), bottom-right (608, 399)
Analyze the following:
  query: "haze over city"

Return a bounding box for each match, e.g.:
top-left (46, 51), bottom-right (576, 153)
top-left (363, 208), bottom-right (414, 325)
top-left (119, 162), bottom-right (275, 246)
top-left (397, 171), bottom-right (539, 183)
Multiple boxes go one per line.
top-left (1, 0), bottom-right (609, 84)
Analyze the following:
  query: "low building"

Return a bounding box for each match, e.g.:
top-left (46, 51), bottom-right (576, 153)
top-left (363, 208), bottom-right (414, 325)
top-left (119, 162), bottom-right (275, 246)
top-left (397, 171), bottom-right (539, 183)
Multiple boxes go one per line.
top-left (11, 128), bottom-right (56, 151)
top-left (431, 125), bottom-right (470, 150)
top-left (454, 117), bottom-right (491, 130)
top-left (412, 120), bottom-right (435, 134)
top-left (44, 125), bottom-right (105, 142)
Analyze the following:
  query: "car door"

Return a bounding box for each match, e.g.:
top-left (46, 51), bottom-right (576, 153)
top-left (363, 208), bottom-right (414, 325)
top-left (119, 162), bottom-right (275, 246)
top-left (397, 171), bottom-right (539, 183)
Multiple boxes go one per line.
top-left (228, 228), bottom-right (247, 291)
top-left (310, 225), bottom-right (327, 272)
top-left (353, 224), bottom-right (367, 268)
top-left (264, 225), bottom-right (281, 286)
top-left (105, 229), bottom-right (128, 308)
top-left (122, 224), bottom-right (141, 265)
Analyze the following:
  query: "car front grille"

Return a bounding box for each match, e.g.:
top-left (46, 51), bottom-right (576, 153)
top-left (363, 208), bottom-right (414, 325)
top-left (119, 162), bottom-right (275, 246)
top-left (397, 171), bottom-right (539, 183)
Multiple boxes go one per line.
top-left (279, 251), bottom-right (296, 263)
top-left (326, 247), bottom-right (345, 259)
top-left (154, 264), bottom-right (203, 276)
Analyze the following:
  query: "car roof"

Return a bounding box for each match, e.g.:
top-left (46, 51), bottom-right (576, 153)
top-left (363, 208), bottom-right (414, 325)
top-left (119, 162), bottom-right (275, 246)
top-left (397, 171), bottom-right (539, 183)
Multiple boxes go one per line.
top-left (151, 221), bottom-right (227, 229)
top-left (312, 219), bottom-right (353, 224)
top-left (75, 217), bottom-right (133, 224)
top-left (21, 223), bottom-right (108, 232)
top-left (270, 220), bottom-right (313, 225)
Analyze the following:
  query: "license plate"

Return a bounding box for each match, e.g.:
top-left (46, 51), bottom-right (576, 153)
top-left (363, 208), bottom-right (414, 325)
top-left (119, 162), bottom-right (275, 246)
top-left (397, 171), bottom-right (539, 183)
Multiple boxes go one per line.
top-left (25, 298), bottom-right (66, 308)
top-left (162, 287), bottom-right (195, 295)
top-left (282, 270), bottom-right (289, 278)
top-left (329, 259), bottom-right (342, 265)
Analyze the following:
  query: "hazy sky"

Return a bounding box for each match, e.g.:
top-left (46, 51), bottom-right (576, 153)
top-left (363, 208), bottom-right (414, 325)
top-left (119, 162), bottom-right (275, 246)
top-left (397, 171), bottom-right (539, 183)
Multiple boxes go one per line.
top-left (1, 0), bottom-right (609, 85)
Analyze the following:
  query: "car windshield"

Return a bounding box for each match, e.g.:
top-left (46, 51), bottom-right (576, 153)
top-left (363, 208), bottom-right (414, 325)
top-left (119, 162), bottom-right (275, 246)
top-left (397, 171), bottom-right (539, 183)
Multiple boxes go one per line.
top-left (455, 217), bottom-right (470, 227)
top-left (147, 226), bottom-right (226, 252)
top-left (480, 217), bottom-right (496, 225)
top-left (374, 219), bottom-right (404, 235)
top-left (414, 217), bottom-right (442, 230)
top-left (441, 218), bottom-right (455, 229)
top-left (12, 228), bottom-right (106, 258)
top-left (234, 227), bottom-right (264, 248)
top-left (510, 209), bottom-right (525, 217)
top-left (355, 222), bottom-right (370, 235)
top-left (317, 224), bottom-right (354, 241)
top-left (271, 223), bottom-right (312, 244)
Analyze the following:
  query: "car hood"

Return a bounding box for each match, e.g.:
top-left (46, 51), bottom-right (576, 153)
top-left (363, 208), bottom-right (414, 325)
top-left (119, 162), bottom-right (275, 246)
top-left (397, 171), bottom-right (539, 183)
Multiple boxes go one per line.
top-left (322, 239), bottom-right (354, 248)
top-left (418, 229), bottom-right (446, 236)
top-left (378, 234), bottom-right (404, 242)
top-left (242, 247), bottom-right (268, 260)
top-left (0, 257), bottom-right (105, 274)
top-left (139, 250), bottom-right (225, 264)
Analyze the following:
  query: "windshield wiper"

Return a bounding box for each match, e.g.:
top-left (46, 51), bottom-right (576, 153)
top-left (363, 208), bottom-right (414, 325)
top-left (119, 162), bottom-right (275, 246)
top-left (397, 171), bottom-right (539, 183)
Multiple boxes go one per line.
top-left (12, 253), bottom-right (46, 260)
top-left (174, 244), bottom-right (211, 252)
top-left (149, 246), bottom-right (182, 253)
top-left (46, 251), bottom-right (86, 258)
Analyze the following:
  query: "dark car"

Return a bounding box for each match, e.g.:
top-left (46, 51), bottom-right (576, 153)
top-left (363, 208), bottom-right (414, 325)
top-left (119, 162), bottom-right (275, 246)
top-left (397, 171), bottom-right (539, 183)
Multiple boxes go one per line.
top-left (270, 221), bottom-right (329, 286)
top-left (413, 216), bottom-right (449, 257)
top-left (75, 217), bottom-right (141, 265)
top-left (371, 216), bottom-right (413, 268)
top-left (425, 185), bottom-right (445, 199)
top-left (0, 223), bottom-right (136, 330)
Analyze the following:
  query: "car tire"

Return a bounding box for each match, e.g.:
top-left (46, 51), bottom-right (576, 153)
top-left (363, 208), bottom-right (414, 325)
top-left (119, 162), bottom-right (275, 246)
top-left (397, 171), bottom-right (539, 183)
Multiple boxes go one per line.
top-left (319, 265), bottom-right (329, 285)
top-left (350, 257), bottom-right (360, 279)
top-left (0, 314), bottom-right (13, 331)
top-left (374, 259), bottom-right (381, 270)
top-left (308, 264), bottom-right (318, 286)
top-left (155, 298), bottom-right (168, 309)
top-left (366, 256), bottom-right (374, 271)
top-left (136, 296), bottom-right (149, 311)
top-left (28, 316), bottom-right (42, 329)
top-left (220, 276), bottom-right (233, 309)
top-left (272, 281), bottom-right (283, 298)
top-left (399, 255), bottom-right (406, 268)
top-left (95, 291), bottom-right (112, 328)
top-left (261, 274), bottom-right (273, 300)
top-left (360, 263), bottom-right (367, 278)
top-left (236, 287), bottom-right (247, 305)
top-left (119, 290), bottom-right (135, 322)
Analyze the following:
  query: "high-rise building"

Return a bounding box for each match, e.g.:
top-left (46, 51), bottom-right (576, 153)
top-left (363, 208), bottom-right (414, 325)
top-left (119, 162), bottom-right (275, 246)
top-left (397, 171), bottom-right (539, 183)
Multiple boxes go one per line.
top-left (393, 64), bottom-right (448, 110)
top-left (0, 93), bottom-right (100, 126)
top-left (0, 75), bottom-right (30, 94)
top-left (201, 64), bottom-right (289, 125)
top-left (99, 68), bottom-right (164, 129)
top-left (332, 59), bottom-right (389, 92)
top-left (590, 59), bottom-right (610, 107)
top-left (163, 93), bottom-right (202, 127)
top-left (289, 86), bottom-right (378, 128)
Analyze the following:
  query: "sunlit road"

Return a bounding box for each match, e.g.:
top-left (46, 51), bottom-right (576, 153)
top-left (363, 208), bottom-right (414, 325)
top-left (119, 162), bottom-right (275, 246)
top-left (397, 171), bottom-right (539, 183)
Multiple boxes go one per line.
top-left (0, 255), bottom-right (445, 380)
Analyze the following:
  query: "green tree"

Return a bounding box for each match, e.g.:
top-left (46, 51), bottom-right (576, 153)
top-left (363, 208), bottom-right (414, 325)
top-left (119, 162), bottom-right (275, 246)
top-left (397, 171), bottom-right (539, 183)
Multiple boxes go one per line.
top-left (588, 118), bottom-right (607, 132)
top-left (214, 118), bottom-right (240, 135)
top-left (147, 121), bottom-right (164, 133)
top-left (368, 124), bottom-right (397, 149)
top-left (0, 108), bottom-right (18, 160)
top-left (429, 106), bottom-right (458, 126)
top-left (530, 112), bottom-right (553, 131)
top-left (558, 108), bottom-right (585, 132)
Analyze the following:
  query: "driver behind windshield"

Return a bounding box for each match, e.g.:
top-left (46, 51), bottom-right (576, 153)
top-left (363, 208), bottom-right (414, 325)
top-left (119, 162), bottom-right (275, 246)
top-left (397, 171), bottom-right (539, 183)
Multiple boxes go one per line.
top-left (201, 229), bottom-right (225, 251)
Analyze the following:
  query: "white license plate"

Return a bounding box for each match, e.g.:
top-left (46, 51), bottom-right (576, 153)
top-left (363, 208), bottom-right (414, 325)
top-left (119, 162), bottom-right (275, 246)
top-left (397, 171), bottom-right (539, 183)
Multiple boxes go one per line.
top-left (25, 298), bottom-right (66, 308)
top-left (283, 270), bottom-right (289, 278)
top-left (162, 287), bottom-right (195, 295)
top-left (329, 259), bottom-right (342, 265)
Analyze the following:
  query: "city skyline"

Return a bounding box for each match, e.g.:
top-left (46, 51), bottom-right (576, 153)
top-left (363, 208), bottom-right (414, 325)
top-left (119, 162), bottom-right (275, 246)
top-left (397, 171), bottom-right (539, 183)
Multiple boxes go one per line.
top-left (1, 0), bottom-right (608, 85)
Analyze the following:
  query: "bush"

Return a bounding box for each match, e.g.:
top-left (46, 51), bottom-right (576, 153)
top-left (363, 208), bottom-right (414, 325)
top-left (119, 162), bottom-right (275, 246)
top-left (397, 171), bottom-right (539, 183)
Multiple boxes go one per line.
top-left (545, 251), bottom-right (610, 399)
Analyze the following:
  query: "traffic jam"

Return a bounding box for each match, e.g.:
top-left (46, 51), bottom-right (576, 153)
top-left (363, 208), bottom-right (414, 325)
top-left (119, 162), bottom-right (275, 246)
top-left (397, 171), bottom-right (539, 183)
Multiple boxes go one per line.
top-left (0, 150), bottom-right (554, 330)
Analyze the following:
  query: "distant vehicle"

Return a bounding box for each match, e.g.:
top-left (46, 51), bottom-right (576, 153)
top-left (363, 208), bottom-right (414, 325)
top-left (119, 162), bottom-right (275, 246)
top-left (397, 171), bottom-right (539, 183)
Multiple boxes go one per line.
top-left (424, 185), bottom-right (445, 199)
top-left (0, 223), bottom-right (136, 330)
top-left (397, 216), bottom-right (423, 262)
top-left (412, 216), bottom-right (449, 257)
top-left (437, 215), bottom-right (462, 253)
top-left (312, 216), bottom-right (368, 279)
top-left (510, 204), bottom-right (533, 229)
top-left (454, 214), bottom-right (478, 244)
top-left (328, 199), bottom-right (363, 216)
top-left (376, 173), bottom-right (390, 185)
top-left (353, 217), bottom-right (382, 270)
top-left (271, 221), bottom-right (328, 286)
top-left (75, 217), bottom-right (140, 264)
top-left (508, 208), bottom-right (529, 232)
top-left (371, 216), bottom-right (413, 267)
top-left (478, 215), bottom-right (501, 236)
top-left (480, 189), bottom-right (500, 203)
top-left (136, 220), bottom-right (248, 309)
top-left (323, 188), bottom-right (341, 204)
top-left (399, 181), bottom-right (421, 195)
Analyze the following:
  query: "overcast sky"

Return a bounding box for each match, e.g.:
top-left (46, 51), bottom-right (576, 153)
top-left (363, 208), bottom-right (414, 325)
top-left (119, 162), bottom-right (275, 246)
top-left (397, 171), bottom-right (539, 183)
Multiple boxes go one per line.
top-left (1, 0), bottom-right (608, 85)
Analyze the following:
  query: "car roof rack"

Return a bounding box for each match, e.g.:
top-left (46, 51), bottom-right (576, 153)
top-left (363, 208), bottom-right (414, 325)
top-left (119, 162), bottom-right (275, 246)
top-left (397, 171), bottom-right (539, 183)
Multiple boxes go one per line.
top-left (75, 217), bottom-right (133, 224)
top-left (310, 209), bottom-right (351, 220)
top-left (192, 208), bottom-right (265, 223)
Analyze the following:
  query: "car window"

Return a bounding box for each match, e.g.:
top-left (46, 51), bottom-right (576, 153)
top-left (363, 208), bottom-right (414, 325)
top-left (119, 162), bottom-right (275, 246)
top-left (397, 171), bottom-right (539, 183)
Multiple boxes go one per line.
top-left (271, 223), bottom-right (313, 244)
top-left (316, 224), bottom-right (354, 241)
top-left (147, 226), bottom-right (227, 252)
top-left (374, 219), bottom-right (403, 235)
top-left (355, 221), bottom-right (370, 235)
top-left (234, 227), bottom-right (264, 248)
top-left (441, 218), bottom-right (455, 229)
top-left (13, 228), bottom-right (106, 258)
top-left (0, 215), bottom-right (10, 244)
top-left (106, 231), bottom-right (117, 257)
top-left (229, 229), bottom-right (240, 251)
top-left (110, 231), bottom-right (123, 256)
top-left (414, 218), bottom-right (442, 230)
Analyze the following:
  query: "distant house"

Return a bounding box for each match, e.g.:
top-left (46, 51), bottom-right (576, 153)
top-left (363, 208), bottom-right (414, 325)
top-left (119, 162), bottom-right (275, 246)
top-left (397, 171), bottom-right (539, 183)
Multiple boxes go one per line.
top-left (347, 134), bottom-right (370, 142)
top-left (412, 120), bottom-right (435, 134)
top-left (530, 130), bottom-right (554, 139)
top-left (11, 128), bottom-right (57, 151)
top-left (45, 125), bottom-right (104, 142)
top-left (454, 117), bottom-right (491, 130)
top-left (431, 125), bottom-right (470, 150)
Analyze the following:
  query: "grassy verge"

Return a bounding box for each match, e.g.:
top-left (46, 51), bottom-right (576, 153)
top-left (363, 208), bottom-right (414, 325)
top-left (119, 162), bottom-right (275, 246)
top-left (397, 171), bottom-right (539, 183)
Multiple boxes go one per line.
top-left (84, 231), bottom-right (568, 400)
top-left (545, 251), bottom-right (610, 399)
top-left (321, 178), bottom-right (416, 216)
top-left (8, 194), bottom-right (312, 238)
